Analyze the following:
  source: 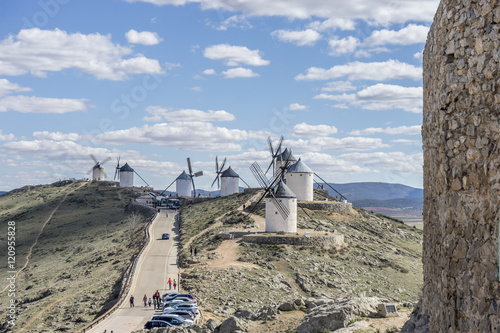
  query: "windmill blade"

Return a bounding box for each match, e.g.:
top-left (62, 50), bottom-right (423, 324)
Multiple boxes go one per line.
top-left (215, 156), bottom-right (219, 173)
top-left (250, 162), bottom-right (270, 188)
top-left (239, 176), bottom-right (251, 188)
top-left (100, 156), bottom-right (112, 166)
top-left (270, 194), bottom-right (290, 220)
top-left (187, 157), bottom-right (193, 176)
top-left (275, 135), bottom-right (284, 156)
top-left (313, 173), bottom-right (347, 201)
top-left (264, 136), bottom-right (276, 175)
top-left (194, 171), bottom-right (203, 177)
top-left (246, 189), bottom-right (270, 216)
top-left (160, 178), bottom-right (176, 196)
top-left (89, 154), bottom-right (98, 164)
top-left (211, 173), bottom-right (220, 188)
top-left (191, 176), bottom-right (197, 197)
top-left (134, 170), bottom-right (150, 187)
top-left (219, 157), bottom-right (226, 173)
top-left (114, 157), bottom-right (120, 181)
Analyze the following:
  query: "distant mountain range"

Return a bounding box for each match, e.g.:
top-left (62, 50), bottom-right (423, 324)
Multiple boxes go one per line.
top-left (0, 191), bottom-right (6, 196)
top-left (316, 182), bottom-right (423, 202)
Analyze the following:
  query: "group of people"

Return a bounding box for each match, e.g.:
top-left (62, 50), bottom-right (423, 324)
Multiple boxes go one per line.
top-left (129, 290), bottom-right (163, 309)
top-left (167, 277), bottom-right (177, 290)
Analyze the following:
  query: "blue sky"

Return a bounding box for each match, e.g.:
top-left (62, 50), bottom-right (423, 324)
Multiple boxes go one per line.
top-left (0, 0), bottom-right (439, 191)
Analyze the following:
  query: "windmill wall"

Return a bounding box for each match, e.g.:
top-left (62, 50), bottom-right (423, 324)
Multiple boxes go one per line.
top-left (220, 177), bottom-right (239, 196)
top-left (176, 179), bottom-right (191, 197)
top-left (92, 168), bottom-right (104, 181)
top-left (265, 197), bottom-right (297, 233)
top-left (120, 171), bottom-right (133, 187)
top-left (421, 1), bottom-right (500, 331)
top-left (285, 173), bottom-right (314, 201)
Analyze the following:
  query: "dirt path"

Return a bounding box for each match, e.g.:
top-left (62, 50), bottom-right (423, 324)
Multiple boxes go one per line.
top-left (0, 182), bottom-right (86, 294)
top-left (208, 239), bottom-right (259, 269)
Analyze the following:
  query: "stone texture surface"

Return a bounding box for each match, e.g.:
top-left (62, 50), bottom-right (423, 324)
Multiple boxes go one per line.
top-left (422, 0), bottom-right (500, 331)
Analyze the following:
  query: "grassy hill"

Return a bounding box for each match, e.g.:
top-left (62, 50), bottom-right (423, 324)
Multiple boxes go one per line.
top-left (177, 189), bottom-right (423, 330)
top-left (0, 180), bottom-right (154, 332)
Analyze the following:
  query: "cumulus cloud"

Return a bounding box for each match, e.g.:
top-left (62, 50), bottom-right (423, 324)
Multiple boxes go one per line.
top-left (122, 0), bottom-right (438, 24)
top-left (328, 36), bottom-right (360, 56)
top-left (0, 28), bottom-right (163, 80)
top-left (0, 130), bottom-right (16, 141)
top-left (292, 123), bottom-right (338, 137)
top-left (365, 24), bottom-right (429, 46)
top-left (125, 29), bottom-right (162, 45)
top-left (321, 81), bottom-right (356, 92)
top-left (203, 44), bottom-right (270, 66)
top-left (315, 83), bottom-right (423, 113)
top-left (214, 15), bottom-right (253, 30)
top-left (340, 151), bottom-right (423, 175)
top-left (0, 95), bottom-right (88, 114)
top-left (349, 125), bottom-right (421, 136)
top-left (203, 69), bottom-right (216, 75)
top-left (295, 60), bottom-right (422, 81)
top-left (307, 18), bottom-right (356, 31)
top-left (92, 122), bottom-right (268, 151)
top-left (222, 67), bottom-right (259, 78)
top-left (287, 103), bottom-right (307, 111)
top-left (271, 29), bottom-right (321, 46)
top-left (0, 79), bottom-right (31, 97)
top-left (33, 131), bottom-right (82, 141)
top-left (143, 106), bottom-right (236, 122)
top-left (286, 136), bottom-right (388, 152)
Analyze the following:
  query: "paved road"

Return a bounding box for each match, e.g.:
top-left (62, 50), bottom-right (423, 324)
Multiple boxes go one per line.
top-left (89, 208), bottom-right (180, 333)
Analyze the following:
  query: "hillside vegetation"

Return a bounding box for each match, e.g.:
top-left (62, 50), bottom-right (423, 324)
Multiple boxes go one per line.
top-left (177, 190), bottom-right (423, 331)
top-left (0, 181), bottom-right (154, 332)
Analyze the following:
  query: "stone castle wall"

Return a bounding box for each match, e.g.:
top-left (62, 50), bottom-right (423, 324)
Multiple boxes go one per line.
top-left (422, 1), bottom-right (500, 331)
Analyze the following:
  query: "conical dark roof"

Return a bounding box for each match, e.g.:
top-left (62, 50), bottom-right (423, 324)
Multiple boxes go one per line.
top-left (176, 170), bottom-right (191, 180)
top-left (276, 148), bottom-right (297, 162)
top-left (266, 180), bottom-right (296, 198)
top-left (120, 163), bottom-right (134, 172)
top-left (221, 166), bottom-right (239, 178)
top-left (287, 158), bottom-right (313, 173)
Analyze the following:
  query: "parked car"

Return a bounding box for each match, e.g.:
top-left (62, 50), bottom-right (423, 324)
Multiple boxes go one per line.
top-left (164, 303), bottom-right (199, 315)
top-left (165, 297), bottom-right (196, 305)
top-left (162, 233), bottom-right (170, 240)
top-left (162, 291), bottom-right (180, 299)
top-left (163, 299), bottom-right (188, 308)
top-left (160, 309), bottom-right (195, 321)
top-left (164, 293), bottom-right (196, 302)
top-left (144, 320), bottom-right (172, 329)
top-left (151, 314), bottom-right (194, 326)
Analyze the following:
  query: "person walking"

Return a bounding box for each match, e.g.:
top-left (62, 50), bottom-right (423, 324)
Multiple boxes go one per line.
top-left (194, 248), bottom-right (197, 256)
top-left (168, 278), bottom-right (172, 290)
top-left (173, 279), bottom-right (177, 290)
top-left (129, 295), bottom-right (134, 308)
top-left (143, 294), bottom-right (148, 307)
top-left (148, 297), bottom-right (152, 307)
top-left (153, 296), bottom-right (157, 310)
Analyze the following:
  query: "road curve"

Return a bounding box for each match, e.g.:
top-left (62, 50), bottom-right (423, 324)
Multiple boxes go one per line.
top-left (89, 208), bottom-right (180, 333)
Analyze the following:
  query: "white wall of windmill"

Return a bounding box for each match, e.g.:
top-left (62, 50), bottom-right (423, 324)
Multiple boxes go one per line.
top-left (285, 172), bottom-right (313, 202)
top-left (92, 167), bottom-right (105, 181)
top-left (119, 171), bottom-right (134, 187)
top-left (176, 178), bottom-right (192, 197)
top-left (265, 197), bottom-right (297, 233)
top-left (220, 176), bottom-right (239, 196)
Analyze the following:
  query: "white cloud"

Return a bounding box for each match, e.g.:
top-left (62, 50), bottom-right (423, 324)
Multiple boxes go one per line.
top-left (0, 28), bottom-right (163, 80)
top-left (123, 0), bottom-right (439, 24)
top-left (315, 83), bottom-right (423, 113)
top-left (203, 44), bottom-right (270, 66)
top-left (33, 131), bottom-right (82, 141)
top-left (214, 15), bottom-right (253, 30)
top-left (391, 139), bottom-right (421, 145)
top-left (222, 67), bottom-right (259, 78)
top-left (287, 103), bottom-right (307, 111)
top-left (286, 136), bottom-right (388, 152)
top-left (271, 29), bottom-right (321, 46)
top-left (307, 18), bottom-right (356, 31)
top-left (0, 96), bottom-right (88, 114)
top-left (0, 130), bottom-right (16, 141)
top-left (349, 125), bottom-right (421, 136)
top-left (203, 69), bottom-right (216, 75)
top-left (328, 36), bottom-right (360, 56)
top-left (292, 123), bottom-right (338, 137)
top-left (365, 24), bottom-right (429, 46)
top-left (321, 81), bottom-right (356, 92)
top-left (0, 79), bottom-right (32, 97)
top-left (93, 122), bottom-right (268, 151)
top-left (340, 151), bottom-right (423, 176)
top-left (125, 29), bottom-right (162, 45)
top-left (295, 60), bottom-right (422, 81)
top-left (414, 51), bottom-right (423, 61)
top-left (143, 106), bottom-right (236, 122)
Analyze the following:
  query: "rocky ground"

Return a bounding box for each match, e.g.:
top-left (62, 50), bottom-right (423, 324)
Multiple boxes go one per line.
top-left (159, 189), bottom-right (423, 333)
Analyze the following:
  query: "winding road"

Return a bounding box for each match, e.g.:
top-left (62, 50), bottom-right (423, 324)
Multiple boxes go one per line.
top-left (89, 208), bottom-right (180, 333)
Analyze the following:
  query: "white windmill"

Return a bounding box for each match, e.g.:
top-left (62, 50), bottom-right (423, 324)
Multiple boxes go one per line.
top-left (211, 156), bottom-right (250, 197)
top-left (161, 158), bottom-right (203, 197)
top-left (274, 148), bottom-right (296, 176)
top-left (113, 157), bottom-right (151, 188)
top-left (285, 158), bottom-right (314, 202)
top-left (249, 159), bottom-right (297, 233)
top-left (88, 154), bottom-right (111, 181)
